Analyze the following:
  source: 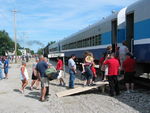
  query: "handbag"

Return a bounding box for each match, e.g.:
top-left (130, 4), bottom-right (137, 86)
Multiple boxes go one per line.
top-left (45, 67), bottom-right (59, 80)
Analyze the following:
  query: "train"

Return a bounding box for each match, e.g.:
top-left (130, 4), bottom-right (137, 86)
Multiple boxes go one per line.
top-left (47, 0), bottom-right (150, 80)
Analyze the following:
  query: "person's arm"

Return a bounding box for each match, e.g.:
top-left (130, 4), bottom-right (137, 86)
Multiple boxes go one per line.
top-left (71, 61), bottom-right (76, 73)
top-left (72, 66), bottom-right (76, 73)
top-left (21, 67), bottom-right (26, 80)
top-left (81, 63), bottom-right (85, 73)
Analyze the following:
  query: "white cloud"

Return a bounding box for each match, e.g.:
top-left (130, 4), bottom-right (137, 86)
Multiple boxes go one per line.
top-left (0, 0), bottom-right (139, 51)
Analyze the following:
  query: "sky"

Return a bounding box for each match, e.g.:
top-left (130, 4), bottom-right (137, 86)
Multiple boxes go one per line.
top-left (0, 0), bottom-right (139, 52)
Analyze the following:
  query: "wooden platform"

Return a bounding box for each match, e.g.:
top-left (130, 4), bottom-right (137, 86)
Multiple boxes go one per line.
top-left (56, 81), bottom-right (109, 97)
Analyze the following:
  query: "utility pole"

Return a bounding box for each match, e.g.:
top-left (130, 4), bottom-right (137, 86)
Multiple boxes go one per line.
top-left (12, 9), bottom-right (17, 63)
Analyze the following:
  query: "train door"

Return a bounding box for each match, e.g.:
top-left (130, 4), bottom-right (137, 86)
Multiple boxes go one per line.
top-left (111, 19), bottom-right (117, 53)
top-left (126, 13), bottom-right (134, 53)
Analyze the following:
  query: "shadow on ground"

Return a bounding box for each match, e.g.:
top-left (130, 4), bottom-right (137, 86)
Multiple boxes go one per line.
top-left (25, 92), bottom-right (40, 100)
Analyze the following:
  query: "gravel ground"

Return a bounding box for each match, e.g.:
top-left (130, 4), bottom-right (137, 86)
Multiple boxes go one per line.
top-left (0, 59), bottom-right (149, 113)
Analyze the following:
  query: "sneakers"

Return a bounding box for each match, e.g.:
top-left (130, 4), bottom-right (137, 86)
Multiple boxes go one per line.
top-left (125, 90), bottom-right (130, 94)
top-left (130, 90), bottom-right (135, 93)
top-left (30, 87), bottom-right (33, 91)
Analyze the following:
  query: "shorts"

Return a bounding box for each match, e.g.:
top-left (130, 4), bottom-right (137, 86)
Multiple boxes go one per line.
top-left (57, 70), bottom-right (63, 79)
top-left (124, 72), bottom-right (135, 83)
top-left (31, 72), bottom-right (38, 80)
top-left (41, 77), bottom-right (49, 88)
top-left (4, 68), bottom-right (8, 74)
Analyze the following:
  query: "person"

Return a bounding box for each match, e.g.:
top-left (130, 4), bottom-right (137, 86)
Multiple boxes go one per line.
top-left (122, 53), bottom-right (136, 93)
top-left (106, 46), bottom-right (112, 54)
top-left (44, 57), bottom-right (51, 96)
top-left (103, 53), bottom-right (120, 96)
top-left (30, 59), bottom-right (40, 90)
top-left (36, 55), bottom-right (49, 102)
top-left (91, 65), bottom-right (97, 84)
top-left (20, 61), bottom-right (29, 93)
top-left (82, 51), bottom-right (94, 86)
top-left (119, 41), bottom-right (129, 70)
top-left (56, 57), bottom-right (65, 86)
top-left (4, 56), bottom-right (9, 79)
top-left (68, 54), bottom-right (76, 88)
top-left (99, 52), bottom-right (107, 81)
top-left (0, 58), bottom-right (4, 79)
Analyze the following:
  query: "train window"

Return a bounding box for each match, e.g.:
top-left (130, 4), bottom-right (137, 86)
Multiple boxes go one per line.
top-left (95, 35), bottom-right (101, 45)
top-left (87, 38), bottom-right (90, 47)
top-left (99, 35), bottom-right (102, 45)
top-left (92, 37), bottom-right (95, 46)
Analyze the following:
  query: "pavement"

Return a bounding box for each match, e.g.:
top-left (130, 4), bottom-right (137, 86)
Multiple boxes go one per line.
top-left (0, 59), bottom-right (149, 113)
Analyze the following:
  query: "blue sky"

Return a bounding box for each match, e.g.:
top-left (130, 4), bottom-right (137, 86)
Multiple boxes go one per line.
top-left (0, 0), bottom-right (139, 52)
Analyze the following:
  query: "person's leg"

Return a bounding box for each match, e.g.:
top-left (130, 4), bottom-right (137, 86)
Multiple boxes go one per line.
top-left (130, 72), bottom-right (135, 91)
top-left (108, 76), bottom-right (115, 96)
top-left (125, 83), bottom-right (130, 91)
top-left (45, 78), bottom-right (49, 96)
top-left (92, 77), bottom-right (96, 83)
top-left (45, 86), bottom-right (49, 96)
top-left (4, 68), bottom-right (8, 79)
top-left (85, 66), bottom-right (93, 85)
top-left (22, 80), bottom-right (28, 91)
top-left (131, 83), bottom-right (134, 90)
top-left (30, 80), bottom-right (36, 90)
top-left (0, 70), bottom-right (3, 79)
top-left (41, 87), bottom-right (46, 101)
top-left (20, 81), bottom-right (24, 93)
top-left (114, 76), bottom-right (120, 95)
top-left (69, 70), bottom-right (75, 88)
top-left (101, 71), bottom-right (105, 81)
top-left (35, 80), bottom-right (40, 89)
top-left (40, 77), bottom-right (48, 101)
top-left (60, 78), bottom-right (65, 85)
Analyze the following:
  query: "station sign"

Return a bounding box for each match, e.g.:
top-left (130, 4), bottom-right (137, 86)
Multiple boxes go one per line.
top-left (48, 53), bottom-right (65, 58)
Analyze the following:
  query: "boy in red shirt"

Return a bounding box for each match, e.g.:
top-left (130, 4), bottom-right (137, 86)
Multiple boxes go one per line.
top-left (103, 53), bottom-right (120, 96)
top-left (123, 53), bottom-right (136, 93)
top-left (56, 57), bottom-right (65, 86)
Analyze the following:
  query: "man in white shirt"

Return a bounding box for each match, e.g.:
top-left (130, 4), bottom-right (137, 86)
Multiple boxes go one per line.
top-left (68, 54), bottom-right (76, 88)
top-left (119, 41), bottom-right (129, 69)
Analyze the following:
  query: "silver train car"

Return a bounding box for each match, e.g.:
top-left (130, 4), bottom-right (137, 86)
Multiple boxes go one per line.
top-left (48, 0), bottom-right (150, 79)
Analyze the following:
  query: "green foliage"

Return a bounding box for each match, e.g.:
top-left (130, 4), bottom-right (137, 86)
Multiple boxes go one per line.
top-left (0, 30), bottom-right (29, 56)
top-left (17, 50), bottom-right (22, 56)
top-left (0, 30), bottom-right (15, 56)
top-left (30, 50), bottom-right (34, 55)
top-left (48, 41), bottom-right (56, 45)
top-left (37, 48), bottom-right (43, 55)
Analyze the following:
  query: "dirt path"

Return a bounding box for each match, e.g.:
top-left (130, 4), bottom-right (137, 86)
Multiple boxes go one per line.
top-left (0, 60), bottom-right (149, 113)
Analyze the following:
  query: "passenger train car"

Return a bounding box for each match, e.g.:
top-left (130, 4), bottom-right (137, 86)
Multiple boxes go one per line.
top-left (48, 0), bottom-right (150, 77)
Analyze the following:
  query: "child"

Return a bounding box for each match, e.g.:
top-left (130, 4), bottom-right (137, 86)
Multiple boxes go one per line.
top-left (123, 53), bottom-right (136, 93)
top-left (20, 61), bottom-right (29, 93)
top-left (91, 65), bottom-right (97, 84)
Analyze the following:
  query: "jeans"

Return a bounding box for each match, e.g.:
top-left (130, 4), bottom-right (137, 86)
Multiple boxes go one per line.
top-left (0, 69), bottom-right (3, 79)
top-left (69, 69), bottom-right (75, 88)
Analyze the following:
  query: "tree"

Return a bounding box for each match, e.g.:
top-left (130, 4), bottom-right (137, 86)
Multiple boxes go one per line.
top-left (0, 30), bottom-right (15, 56)
top-left (37, 48), bottom-right (43, 55)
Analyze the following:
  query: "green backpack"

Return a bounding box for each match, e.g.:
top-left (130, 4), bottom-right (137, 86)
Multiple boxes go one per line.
top-left (45, 67), bottom-right (57, 76)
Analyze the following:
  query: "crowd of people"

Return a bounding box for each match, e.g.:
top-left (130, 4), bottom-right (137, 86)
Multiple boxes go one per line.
top-left (0, 56), bottom-right (10, 79)
top-left (20, 41), bottom-right (136, 102)
top-left (0, 41), bottom-right (136, 102)
top-left (67, 41), bottom-right (136, 96)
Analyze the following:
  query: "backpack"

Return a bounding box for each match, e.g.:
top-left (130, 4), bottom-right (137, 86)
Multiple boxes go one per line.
top-left (45, 67), bottom-right (59, 80)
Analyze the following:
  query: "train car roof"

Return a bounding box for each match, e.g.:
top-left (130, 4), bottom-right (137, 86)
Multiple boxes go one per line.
top-left (60, 11), bottom-right (119, 45)
top-left (126, 0), bottom-right (150, 23)
top-left (126, 0), bottom-right (144, 13)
